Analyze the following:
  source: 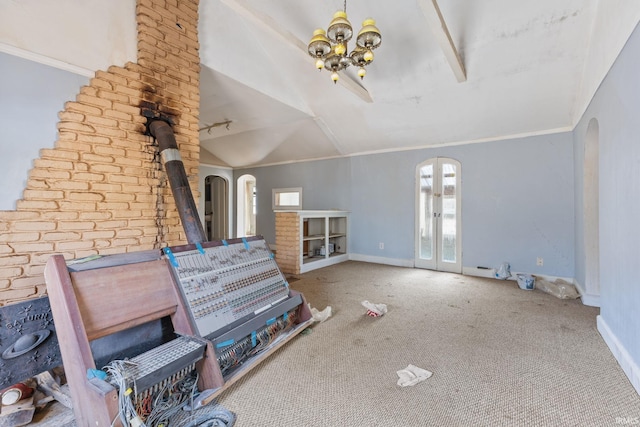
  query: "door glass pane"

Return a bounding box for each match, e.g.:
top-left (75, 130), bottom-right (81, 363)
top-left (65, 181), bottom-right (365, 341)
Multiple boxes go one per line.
top-left (419, 164), bottom-right (433, 260)
top-left (441, 163), bottom-right (457, 263)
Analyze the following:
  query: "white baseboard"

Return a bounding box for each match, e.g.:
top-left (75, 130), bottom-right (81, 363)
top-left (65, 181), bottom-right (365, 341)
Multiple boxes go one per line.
top-left (525, 272), bottom-right (575, 284)
top-left (462, 266), bottom-right (496, 278)
top-left (346, 260), bottom-right (602, 307)
top-left (349, 253), bottom-right (414, 268)
top-left (597, 315), bottom-right (640, 396)
top-left (573, 279), bottom-right (601, 307)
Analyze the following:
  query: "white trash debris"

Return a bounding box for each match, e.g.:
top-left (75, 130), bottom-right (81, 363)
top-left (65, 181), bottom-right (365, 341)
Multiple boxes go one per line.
top-left (495, 262), bottom-right (511, 280)
top-left (516, 273), bottom-right (535, 290)
top-left (396, 364), bottom-right (433, 387)
top-left (361, 300), bottom-right (388, 317)
top-left (309, 305), bottom-right (332, 323)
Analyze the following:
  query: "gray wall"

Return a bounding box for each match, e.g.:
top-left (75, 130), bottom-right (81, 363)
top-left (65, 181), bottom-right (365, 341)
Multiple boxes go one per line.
top-left (0, 52), bottom-right (89, 210)
top-left (350, 135), bottom-right (575, 276)
top-left (574, 20), bottom-right (640, 390)
top-left (234, 157), bottom-right (352, 243)
top-left (237, 133), bottom-right (575, 279)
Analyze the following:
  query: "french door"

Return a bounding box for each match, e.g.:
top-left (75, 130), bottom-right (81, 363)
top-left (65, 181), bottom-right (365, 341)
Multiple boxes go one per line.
top-left (415, 157), bottom-right (462, 273)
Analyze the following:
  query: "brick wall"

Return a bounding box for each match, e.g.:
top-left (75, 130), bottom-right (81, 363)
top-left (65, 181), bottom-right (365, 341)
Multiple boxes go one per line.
top-left (275, 212), bottom-right (301, 274)
top-left (0, 0), bottom-right (201, 305)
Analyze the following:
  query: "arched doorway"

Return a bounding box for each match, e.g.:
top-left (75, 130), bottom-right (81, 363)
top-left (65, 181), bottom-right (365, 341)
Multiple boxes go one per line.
top-left (237, 174), bottom-right (256, 237)
top-left (584, 118), bottom-right (600, 299)
top-left (415, 157), bottom-right (462, 273)
top-left (204, 175), bottom-right (229, 241)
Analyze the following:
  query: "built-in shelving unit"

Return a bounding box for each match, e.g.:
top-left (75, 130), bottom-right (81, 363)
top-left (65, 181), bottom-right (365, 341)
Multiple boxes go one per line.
top-left (275, 210), bottom-right (349, 274)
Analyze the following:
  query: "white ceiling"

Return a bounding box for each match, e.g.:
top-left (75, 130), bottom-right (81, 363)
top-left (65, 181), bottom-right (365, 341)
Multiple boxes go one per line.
top-left (2, 1), bottom-right (640, 169)
top-left (198, 0), bottom-right (640, 168)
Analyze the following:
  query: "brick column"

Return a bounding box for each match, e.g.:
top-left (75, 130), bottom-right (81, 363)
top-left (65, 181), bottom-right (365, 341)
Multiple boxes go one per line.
top-left (275, 212), bottom-right (300, 275)
top-left (0, 0), bottom-right (201, 305)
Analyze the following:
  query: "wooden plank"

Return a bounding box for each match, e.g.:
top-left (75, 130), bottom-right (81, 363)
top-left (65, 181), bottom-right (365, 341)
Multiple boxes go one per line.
top-left (69, 260), bottom-right (177, 341)
top-left (417, 0), bottom-right (467, 82)
top-left (0, 396), bottom-right (35, 426)
top-left (44, 255), bottom-right (116, 427)
top-left (29, 400), bottom-right (75, 426)
top-left (35, 372), bottom-right (72, 409)
top-left (291, 290), bottom-right (313, 322)
top-left (195, 341), bottom-right (225, 391)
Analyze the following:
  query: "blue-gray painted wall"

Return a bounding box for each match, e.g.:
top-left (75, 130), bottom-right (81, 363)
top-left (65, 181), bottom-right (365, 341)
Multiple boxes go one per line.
top-left (234, 157), bottom-right (352, 243)
top-left (574, 20), bottom-right (640, 381)
top-left (0, 52), bottom-right (89, 210)
top-left (236, 131), bottom-right (575, 278)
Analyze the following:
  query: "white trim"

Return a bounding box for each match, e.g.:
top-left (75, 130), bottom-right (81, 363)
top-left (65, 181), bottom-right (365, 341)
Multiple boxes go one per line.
top-left (581, 293), bottom-right (601, 307)
top-left (0, 43), bottom-right (94, 77)
top-left (573, 278), bottom-right (601, 307)
top-left (462, 266), bottom-right (496, 279)
top-left (597, 315), bottom-right (640, 396)
top-left (272, 187), bottom-right (302, 210)
top-left (200, 162), bottom-right (233, 170)
top-left (349, 253), bottom-right (414, 268)
top-left (522, 272), bottom-right (579, 285)
top-left (300, 253), bottom-right (349, 273)
top-left (275, 209), bottom-right (349, 216)
top-left (573, 280), bottom-right (600, 307)
top-left (233, 126), bottom-right (574, 170)
top-left (414, 157), bottom-right (462, 273)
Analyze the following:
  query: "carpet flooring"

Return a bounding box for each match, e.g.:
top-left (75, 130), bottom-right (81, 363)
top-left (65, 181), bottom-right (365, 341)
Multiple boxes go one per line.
top-left (215, 261), bottom-right (640, 427)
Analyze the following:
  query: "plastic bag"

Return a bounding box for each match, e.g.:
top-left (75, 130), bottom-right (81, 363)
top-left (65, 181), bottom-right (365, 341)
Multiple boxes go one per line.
top-left (516, 273), bottom-right (535, 290)
top-left (534, 277), bottom-right (579, 299)
top-left (495, 262), bottom-right (511, 280)
top-left (309, 305), bottom-right (332, 322)
top-left (361, 300), bottom-right (388, 317)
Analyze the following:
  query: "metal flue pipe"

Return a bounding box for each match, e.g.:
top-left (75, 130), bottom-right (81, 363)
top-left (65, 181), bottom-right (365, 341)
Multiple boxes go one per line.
top-left (148, 119), bottom-right (207, 245)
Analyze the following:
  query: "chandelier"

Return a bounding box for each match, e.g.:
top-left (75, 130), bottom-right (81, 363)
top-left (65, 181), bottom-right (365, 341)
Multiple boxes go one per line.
top-left (307, 1), bottom-right (382, 83)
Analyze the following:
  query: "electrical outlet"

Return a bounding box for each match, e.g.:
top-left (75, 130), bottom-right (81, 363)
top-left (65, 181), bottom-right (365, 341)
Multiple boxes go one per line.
top-left (537, 257), bottom-right (544, 266)
top-left (379, 242), bottom-right (384, 250)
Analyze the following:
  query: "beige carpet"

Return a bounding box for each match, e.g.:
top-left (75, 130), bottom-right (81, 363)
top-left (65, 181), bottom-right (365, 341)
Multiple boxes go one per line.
top-left (216, 261), bottom-right (640, 427)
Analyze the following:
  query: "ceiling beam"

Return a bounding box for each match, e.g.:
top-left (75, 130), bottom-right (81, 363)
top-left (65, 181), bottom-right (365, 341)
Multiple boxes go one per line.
top-left (417, 0), bottom-right (467, 82)
top-left (220, 0), bottom-right (374, 103)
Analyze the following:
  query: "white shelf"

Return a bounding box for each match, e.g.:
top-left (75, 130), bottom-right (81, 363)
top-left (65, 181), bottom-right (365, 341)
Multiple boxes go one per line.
top-left (299, 211), bottom-right (349, 273)
top-left (303, 234), bottom-right (325, 241)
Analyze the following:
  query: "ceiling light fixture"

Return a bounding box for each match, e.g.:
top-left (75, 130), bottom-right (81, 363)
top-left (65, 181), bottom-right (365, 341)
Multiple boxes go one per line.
top-left (307, 0), bottom-right (381, 84)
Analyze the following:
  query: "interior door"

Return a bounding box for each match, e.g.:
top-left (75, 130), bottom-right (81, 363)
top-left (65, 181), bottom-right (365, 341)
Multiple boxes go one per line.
top-left (415, 158), bottom-right (462, 273)
top-left (205, 175), bottom-right (229, 240)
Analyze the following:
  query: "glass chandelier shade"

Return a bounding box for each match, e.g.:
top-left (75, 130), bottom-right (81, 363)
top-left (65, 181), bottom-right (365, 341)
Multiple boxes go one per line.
top-left (308, 7), bottom-right (381, 83)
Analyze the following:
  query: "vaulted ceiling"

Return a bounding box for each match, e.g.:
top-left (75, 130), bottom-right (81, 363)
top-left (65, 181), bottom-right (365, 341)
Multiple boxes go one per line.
top-left (2, 1), bottom-right (640, 169)
top-left (198, 0), bottom-right (640, 168)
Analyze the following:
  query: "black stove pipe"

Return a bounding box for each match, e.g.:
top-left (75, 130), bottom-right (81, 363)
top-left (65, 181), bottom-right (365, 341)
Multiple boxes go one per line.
top-left (147, 119), bottom-right (207, 245)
